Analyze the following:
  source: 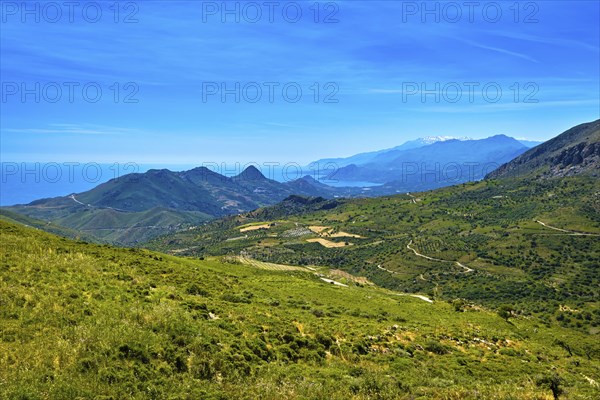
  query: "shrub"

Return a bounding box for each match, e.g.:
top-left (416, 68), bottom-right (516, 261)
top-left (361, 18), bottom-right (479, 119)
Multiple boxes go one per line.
top-left (424, 340), bottom-right (450, 355)
top-left (187, 283), bottom-right (209, 296)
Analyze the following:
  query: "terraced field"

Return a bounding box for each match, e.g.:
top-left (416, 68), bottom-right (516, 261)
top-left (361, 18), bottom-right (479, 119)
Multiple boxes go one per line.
top-left (238, 254), bottom-right (309, 272)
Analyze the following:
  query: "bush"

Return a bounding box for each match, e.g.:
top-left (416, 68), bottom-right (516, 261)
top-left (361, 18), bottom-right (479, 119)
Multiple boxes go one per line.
top-left (187, 283), bottom-right (209, 296)
top-left (220, 293), bottom-right (251, 304)
top-left (424, 340), bottom-right (451, 355)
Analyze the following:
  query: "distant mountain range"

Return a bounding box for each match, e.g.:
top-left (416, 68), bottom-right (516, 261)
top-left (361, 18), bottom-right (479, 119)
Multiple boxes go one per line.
top-left (488, 119), bottom-right (600, 179)
top-left (4, 166), bottom-right (343, 245)
top-left (2, 133), bottom-right (550, 245)
top-left (321, 135), bottom-right (531, 191)
top-left (310, 136), bottom-right (472, 168)
top-left (310, 136), bottom-right (540, 170)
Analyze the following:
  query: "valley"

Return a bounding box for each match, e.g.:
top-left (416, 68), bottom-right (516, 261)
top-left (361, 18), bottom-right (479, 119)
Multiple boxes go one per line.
top-left (147, 175), bottom-right (600, 333)
top-left (2, 120), bottom-right (599, 399)
top-left (144, 120), bottom-right (600, 336)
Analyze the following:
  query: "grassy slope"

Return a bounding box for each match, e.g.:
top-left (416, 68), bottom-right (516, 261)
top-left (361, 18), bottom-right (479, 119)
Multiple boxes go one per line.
top-left (4, 202), bottom-right (212, 246)
top-left (1, 220), bottom-right (599, 399)
top-left (147, 176), bottom-right (600, 332)
top-left (55, 207), bottom-right (212, 245)
top-left (0, 209), bottom-right (97, 242)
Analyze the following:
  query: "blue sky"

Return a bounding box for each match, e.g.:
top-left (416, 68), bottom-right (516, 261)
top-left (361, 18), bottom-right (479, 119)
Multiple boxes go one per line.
top-left (1, 0), bottom-right (599, 165)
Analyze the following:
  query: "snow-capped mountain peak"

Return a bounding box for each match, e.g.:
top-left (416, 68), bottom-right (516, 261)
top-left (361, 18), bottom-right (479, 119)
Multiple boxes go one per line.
top-left (419, 136), bottom-right (472, 144)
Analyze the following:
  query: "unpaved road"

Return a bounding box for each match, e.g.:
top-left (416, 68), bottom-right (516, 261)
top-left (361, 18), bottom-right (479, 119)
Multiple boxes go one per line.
top-left (320, 278), bottom-right (348, 287)
top-left (69, 194), bottom-right (86, 206)
top-left (536, 220), bottom-right (600, 236)
top-left (393, 293), bottom-right (433, 303)
top-left (455, 261), bottom-right (474, 273)
top-left (237, 255), bottom-right (432, 303)
top-left (407, 240), bottom-right (473, 273)
top-left (377, 264), bottom-right (399, 275)
top-left (69, 195), bottom-right (129, 213)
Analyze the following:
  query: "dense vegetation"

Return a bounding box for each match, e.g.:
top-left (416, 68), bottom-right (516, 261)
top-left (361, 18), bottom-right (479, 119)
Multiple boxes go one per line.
top-left (2, 220), bottom-right (600, 399)
top-left (148, 176), bottom-right (600, 334)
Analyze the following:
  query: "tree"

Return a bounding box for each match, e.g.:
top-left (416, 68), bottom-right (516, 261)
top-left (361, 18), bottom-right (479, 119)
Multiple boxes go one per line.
top-left (582, 343), bottom-right (599, 361)
top-left (452, 299), bottom-right (466, 312)
top-left (497, 305), bottom-right (513, 322)
top-left (536, 373), bottom-right (564, 400)
top-left (553, 339), bottom-right (573, 357)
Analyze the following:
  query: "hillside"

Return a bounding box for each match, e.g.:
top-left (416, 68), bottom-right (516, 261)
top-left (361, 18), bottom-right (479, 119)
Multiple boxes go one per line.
top-left (2, 220), bottom-right (600, 399)
top-left (148, 175), bottom-right (600, 334)
top-left (487, 119), bottom-right (600, 179)
top-left (0, 209), bottom-right (97, 242)
top-left (3, 166), bottom-right (344, 245)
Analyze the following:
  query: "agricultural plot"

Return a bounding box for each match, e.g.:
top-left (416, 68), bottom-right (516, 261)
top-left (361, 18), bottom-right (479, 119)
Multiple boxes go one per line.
top-left (329, 231), bottom-right (363, 238)
top-left (239, 223), bottom-right (272, 232)
top-left (308, 225), bottom-right (330, 234)
top-left (280, 227), bottom-right (313, 237)
top-left (308, 225), bottom-right (364, 238)
top-left (238, 255), bottom-right (309, 272)
top-left (306, 238), bottom-right (353, 248)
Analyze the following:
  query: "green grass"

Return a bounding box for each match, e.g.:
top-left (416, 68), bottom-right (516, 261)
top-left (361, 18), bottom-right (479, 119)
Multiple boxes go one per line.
top-left (0, 209), bottom-right (97, 242)
top-left (3, 204), bottom-right (211, 246)
top-left (2, 220), bottom-right (600, 399)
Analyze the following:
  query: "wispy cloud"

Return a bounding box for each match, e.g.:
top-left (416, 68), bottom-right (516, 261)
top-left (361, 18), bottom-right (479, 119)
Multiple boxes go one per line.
top-left (3, 124), bottom-right (141, 136)
top-left (459, 39), bottom-right (538, 63)
top-left (486, 30), bottom-right (599, 52)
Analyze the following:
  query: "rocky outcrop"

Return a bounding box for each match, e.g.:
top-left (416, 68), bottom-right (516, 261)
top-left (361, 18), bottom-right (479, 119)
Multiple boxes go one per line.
top-left (487, 120), bottom-right (600, 179)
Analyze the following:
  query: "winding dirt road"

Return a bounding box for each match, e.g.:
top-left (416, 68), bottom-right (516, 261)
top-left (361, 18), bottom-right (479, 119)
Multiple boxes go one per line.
top-left (407, 240), bottom-right (473, 273)
top-left (69, 195), bottom-right (129, 213)
top-left (536, 220), bottom-right (599, 237)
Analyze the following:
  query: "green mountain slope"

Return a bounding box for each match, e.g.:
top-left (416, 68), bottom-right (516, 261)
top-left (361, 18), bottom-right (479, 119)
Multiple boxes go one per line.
top-left (55, 207), bottom-right (213, 245)
top-left (487, 119), bottom-right (600, 179)
top-left (0, 209), bottom-right (97, 242)
top-left (2, 220), bottom-right (600, 399)
top-left (148, 175), bottom-right (600, 333)
top-left (5, 199), bottom-right (211, 246)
